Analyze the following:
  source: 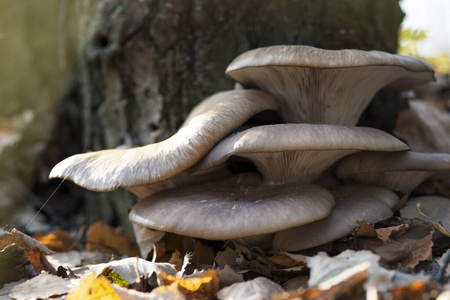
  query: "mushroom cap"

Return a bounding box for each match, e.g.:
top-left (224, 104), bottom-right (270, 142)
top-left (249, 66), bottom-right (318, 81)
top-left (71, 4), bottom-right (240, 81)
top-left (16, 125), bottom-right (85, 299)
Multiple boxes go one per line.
top-left (335, 151), bottom-right (450, 193)
top-left (226, 45), bottom-right (435, 125)
top-left (394, 99), bottom-right (450, 153)
top-left (399, 196), bottom-right (450, 232)
top-left (49, 90), bottom-right (279, 191)
top-left (273, 184), bottom-right (400, 251)
top-left (129, 173), bottom-right (335, 240)
top-left (193, 124), bottom-right (409, 185)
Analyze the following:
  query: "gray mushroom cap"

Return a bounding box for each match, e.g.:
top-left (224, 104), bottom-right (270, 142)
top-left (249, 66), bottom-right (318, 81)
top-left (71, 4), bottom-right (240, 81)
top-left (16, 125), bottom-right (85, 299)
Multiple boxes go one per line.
top-left (273, 184), bottom-right (400, 251)
top-left (193, 124), bottom-right (409, 185)
top-left (226, 45), bottom-right (435, 125)
top-left (49, 89), bottom-right (279, 192)
top-left (336, 151), bottom-right (450, 193)
top-left (129, 173), bottom-right (335, 240)
top-left (399, 196), bottom-right (450, 232)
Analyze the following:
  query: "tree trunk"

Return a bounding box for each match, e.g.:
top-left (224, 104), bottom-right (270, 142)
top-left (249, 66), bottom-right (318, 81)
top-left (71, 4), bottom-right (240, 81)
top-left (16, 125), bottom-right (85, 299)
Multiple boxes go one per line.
top-left (38, 0), bottom-right (405, 230)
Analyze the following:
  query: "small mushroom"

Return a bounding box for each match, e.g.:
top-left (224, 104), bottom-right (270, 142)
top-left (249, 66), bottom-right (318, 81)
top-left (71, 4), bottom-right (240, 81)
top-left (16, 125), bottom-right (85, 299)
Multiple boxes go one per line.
top-left (49, 90), bottom-right (278, 192)
top-left (335, 151), bottom-right (450, 193)
top-left (193, 124), bottom-right (409, 185)
top-left (226, 45), bottom-right (435, 125)
top-left (129, 173), bottom-right (335, 240)
top-left (273, 185), bottom-right (400, 251)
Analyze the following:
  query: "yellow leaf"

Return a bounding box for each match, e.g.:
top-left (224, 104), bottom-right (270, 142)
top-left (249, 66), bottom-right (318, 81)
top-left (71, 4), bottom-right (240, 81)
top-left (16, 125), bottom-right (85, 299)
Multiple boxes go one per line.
top-left (66, 273), bottom-right (122, 300)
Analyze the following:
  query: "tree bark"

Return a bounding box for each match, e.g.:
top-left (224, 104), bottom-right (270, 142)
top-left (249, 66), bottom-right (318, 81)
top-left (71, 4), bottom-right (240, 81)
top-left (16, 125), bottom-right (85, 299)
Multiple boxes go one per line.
top-left (38, 0), bottom-right (405, 229)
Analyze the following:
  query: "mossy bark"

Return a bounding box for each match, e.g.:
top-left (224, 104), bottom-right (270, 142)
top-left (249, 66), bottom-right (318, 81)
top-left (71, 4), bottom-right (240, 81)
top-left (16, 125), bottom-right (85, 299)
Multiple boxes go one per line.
top-left (40, 0), bottom-right (405, 229)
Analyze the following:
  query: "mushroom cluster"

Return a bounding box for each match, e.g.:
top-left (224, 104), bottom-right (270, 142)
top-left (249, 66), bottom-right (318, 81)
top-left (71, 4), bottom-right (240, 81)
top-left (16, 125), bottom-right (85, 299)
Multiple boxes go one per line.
top-left (51, 45), bottom-right (446, 252)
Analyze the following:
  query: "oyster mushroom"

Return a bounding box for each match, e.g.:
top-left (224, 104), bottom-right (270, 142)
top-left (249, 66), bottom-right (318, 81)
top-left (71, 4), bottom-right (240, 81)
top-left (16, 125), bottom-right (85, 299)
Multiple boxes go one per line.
top-left (335, 151), bottom-right (450, 193)
top-left (129, 173), bottom-right (335, 240)
top-left (193, 124), bottom-right (409, 185)
top-left (399, 195), bottom-right (450, 232)
top-left (49, 89), bottom-right (278, 193)
top-left (273, 185), bottom-right (400, 251)
top-left (226, 45), bottom-right (435, 125)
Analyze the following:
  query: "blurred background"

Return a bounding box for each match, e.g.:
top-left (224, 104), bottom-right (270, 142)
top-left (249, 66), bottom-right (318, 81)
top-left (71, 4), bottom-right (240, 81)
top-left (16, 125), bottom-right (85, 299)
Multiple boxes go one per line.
top-left (0, 0), bottom-right (448, 235)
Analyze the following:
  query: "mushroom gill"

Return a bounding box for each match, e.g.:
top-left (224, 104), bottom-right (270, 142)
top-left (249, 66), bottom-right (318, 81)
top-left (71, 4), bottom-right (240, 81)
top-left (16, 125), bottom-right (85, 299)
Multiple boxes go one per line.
top-left (193, 124), bottom-right (409, 185)
top-left (226, 45), bottom-right (435, 125)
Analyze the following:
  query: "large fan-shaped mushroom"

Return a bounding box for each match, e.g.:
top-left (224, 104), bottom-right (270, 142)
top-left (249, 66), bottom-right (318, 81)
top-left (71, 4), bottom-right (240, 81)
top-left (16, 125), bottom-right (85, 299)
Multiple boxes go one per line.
top-left (226, 45), bottom-right (434, 125)
top-left (129, 173), bottom-right (335, 240)
top-left (193, 124), bottom-right (409, 185)
top-left (49, 90), bottom-right (278, 194)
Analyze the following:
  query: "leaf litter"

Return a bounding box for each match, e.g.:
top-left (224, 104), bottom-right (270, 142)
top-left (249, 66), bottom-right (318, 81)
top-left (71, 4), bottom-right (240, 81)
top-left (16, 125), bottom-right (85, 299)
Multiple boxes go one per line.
top-left (1, 214), bottom-right (449, 300)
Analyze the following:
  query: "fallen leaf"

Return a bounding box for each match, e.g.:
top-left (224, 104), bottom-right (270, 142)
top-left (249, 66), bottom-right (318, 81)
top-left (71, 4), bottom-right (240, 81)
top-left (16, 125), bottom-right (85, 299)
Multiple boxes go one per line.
top-left (216, 265), bottom-right (244, 289)
top-left (351, 221), bottom-right (434, 269)
top-left (150, 282), bottom-right (186, 299)
top-left (306, 250), bottom-right (429, 293)
top-left (281, 276), bottom-right (309, 291)
top-left (193, 239), bottom-right (216, 266)
top-left (161, 269), bottom-right (219, 299)
top-left (86, 221), bottom-right (139, 256)
top-left (0, 244), bottom-right (39, 287)
top-left (33, 229), bottom-right (76, 252)
top-left (375, 224), bottom-right (410, 243)
top-left (101, 267), bottom-right (130, 288)
top-left (132, 223), bottom-right (165, 260)
top-left (0, 229), bottom-right (53, 272)
top-left (65, 273), bottom-right (122, 300)
top-left (47, 250), bottom-right (114, 269)
top-left (90, 257), bottom-right (177, 285)
top-left (273, 265), bottom-right (367, 300)
top-left (354, 220), bottom-right (378, 238)
top-left (9, 273), bottom-right (76, 300)
top-left (267, 251), bottom-right (307, 269)
top-left (218, 276), bottom-right (284, 300)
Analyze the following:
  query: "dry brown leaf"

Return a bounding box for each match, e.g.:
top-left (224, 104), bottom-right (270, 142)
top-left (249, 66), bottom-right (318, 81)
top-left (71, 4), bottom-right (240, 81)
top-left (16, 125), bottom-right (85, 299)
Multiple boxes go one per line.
top-left (0, 229), bottom-right (53, 273)
top-left (274, 269), bottom-right (367, 300)
top-left (86, 221), bottom-right (139, 256)
top-left (375, 224), bottom-right (410, 243)
top-left (354, 224), bottom-right (434, 269)
top-left (395, 225), bottom-right (434, 269)
top-left (160, 269), bottom-right (219, 299)
top-left (268, 252), bottom-right (307, 269)
top-left (33, 229), bottom-right (76, 252)
top-left (0, 244), bottom-right (39, 286)
top-left (354, 220), bottom-right (378, 238)
top-left (193, 239), bottom-right (216, 266)
top-left (216, 265), bottom-right (244, 289)
top-left (214, 247), bottom-right (237, 270)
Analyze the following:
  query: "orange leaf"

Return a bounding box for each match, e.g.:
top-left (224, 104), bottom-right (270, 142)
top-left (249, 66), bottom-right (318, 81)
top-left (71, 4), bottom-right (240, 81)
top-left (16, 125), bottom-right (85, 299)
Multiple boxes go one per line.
top-left (33, 229), bottom-right (76, 252)
top-left (161, 269), bottom-right (219, 299)
top-left (85, 221), bottom-right (139, 256)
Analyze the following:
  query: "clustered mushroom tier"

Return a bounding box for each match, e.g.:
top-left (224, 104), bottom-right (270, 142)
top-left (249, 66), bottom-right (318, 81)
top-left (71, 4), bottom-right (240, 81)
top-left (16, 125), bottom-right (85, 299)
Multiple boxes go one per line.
top-left (50, 45), bottom-right (449, 252)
